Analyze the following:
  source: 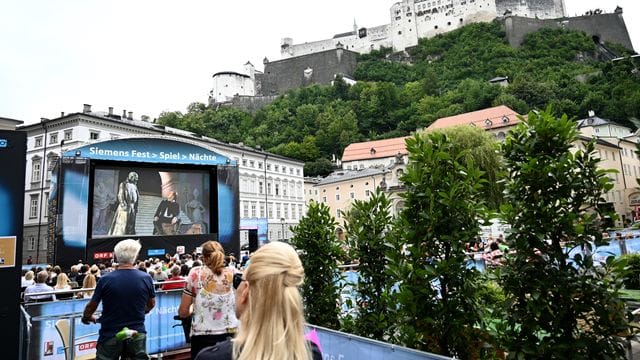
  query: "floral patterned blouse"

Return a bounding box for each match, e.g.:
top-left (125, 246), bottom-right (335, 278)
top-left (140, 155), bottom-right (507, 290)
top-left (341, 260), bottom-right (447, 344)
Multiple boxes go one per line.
top-left (184, 266), bottom-right (239, 336)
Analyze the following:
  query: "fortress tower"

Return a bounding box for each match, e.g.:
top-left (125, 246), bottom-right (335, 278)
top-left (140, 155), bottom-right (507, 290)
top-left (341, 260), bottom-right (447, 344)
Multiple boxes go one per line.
top-left (495, 0), bottom-right (565, 19)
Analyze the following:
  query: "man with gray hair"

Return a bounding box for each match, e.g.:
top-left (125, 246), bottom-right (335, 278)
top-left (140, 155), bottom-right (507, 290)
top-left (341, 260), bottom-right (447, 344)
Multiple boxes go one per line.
top-left (23, 270), bottom-right (56, 302)
top-left (82, 239), bottom-right (155, 359)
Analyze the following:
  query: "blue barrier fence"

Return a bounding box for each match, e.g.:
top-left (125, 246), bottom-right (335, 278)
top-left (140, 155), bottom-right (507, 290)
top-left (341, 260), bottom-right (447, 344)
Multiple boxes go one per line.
top-left (308, 325), bottom-right (451, 360)
top-left (21, 288), bottom-right (450, 359)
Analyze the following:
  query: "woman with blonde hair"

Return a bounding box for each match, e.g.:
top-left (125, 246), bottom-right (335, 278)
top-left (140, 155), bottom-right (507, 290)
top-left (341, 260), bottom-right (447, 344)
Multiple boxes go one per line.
top-left (54, 272), bottom-right (72, 290)
top-left (54, 272), bottom-right (74, 299)
top-left (195, 241), bottom-right (321, 360)
top-left (179, 241), bottom-right (239, 360)
top-left (78, 273), bottom-right (97, 299)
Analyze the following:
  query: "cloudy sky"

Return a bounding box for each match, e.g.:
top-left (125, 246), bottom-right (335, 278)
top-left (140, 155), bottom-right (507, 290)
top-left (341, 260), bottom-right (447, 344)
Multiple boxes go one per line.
top-left (1, 0), bottom-right (637, 125)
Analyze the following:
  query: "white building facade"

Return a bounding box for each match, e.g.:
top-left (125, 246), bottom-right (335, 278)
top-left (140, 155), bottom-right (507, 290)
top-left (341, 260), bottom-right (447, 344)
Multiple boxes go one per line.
top-left (20, 104), bottom-right (304, 262)
top-left (281, 0), bottom-right (565, 58)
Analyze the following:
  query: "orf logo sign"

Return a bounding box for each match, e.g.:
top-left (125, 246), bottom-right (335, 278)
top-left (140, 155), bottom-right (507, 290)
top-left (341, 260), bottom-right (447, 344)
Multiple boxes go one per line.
top-left (0, 139), bottom-right (7, 148)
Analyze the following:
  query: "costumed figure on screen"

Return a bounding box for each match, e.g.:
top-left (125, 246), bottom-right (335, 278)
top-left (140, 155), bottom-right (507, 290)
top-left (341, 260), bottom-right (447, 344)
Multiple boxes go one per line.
top-left (93, 181), bottom-right (116, 234)
top-left (153, 191), bottom-right (180, 235)
top-left (108, 172), bottom-right (139, 236)
top-left (185, 188), bottom-right (207, 234)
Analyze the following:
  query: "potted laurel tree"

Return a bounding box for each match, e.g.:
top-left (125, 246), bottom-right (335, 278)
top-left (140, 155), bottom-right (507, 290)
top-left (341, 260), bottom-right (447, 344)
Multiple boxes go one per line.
top-left (342, 188), bottom-right (394, 341)
top-left (499, 108), bottom-right (631, 359)
top-left (291, 201), bottom-right (343, 330)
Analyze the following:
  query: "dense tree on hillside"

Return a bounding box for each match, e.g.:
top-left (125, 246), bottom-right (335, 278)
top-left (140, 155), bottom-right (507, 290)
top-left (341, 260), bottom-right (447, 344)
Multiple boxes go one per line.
top-left (157, 21), bottom-right (639, 167)
top-left (423, 125), bottom-right (504, 209)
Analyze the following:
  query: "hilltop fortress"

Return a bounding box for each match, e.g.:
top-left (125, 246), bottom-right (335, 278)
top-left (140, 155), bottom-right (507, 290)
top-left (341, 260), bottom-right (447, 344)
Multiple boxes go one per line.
top-left (281, 0), bottom-right (567, 58)
top-left (210, 0), bottom-right (632, 110)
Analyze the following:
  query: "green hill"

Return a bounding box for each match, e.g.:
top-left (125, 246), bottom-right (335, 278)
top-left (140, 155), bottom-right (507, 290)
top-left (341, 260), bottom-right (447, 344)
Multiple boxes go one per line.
top-left (158, 21), bottom-right (639, 176)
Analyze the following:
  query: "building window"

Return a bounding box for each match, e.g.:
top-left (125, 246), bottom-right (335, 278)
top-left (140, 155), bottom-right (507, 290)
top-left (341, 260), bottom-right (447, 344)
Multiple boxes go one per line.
top-left (30, 195), bottom-right (39, 219)
top-left (296, 169), bottom-right (301, 176)
top-left (268, 204), bottom-right (273, 219)
top-left (49, 133), bottom-right (58, 144)
top-left (249, 160), bottom-right (255, 168)
top-left (44, 192), bottom-right (49, 218)
top-left (258, 162), bottom-right (263, 169)
top-left (251, 202), bottom-right (257, 217)
top-left (64, 130), bottom-right (73, 141)
top-left (260, 202), bottom-right (265, 218)
top-left (275, 165), bottom-right (279, 172)
top-left (336, 209), bottom-right (342, 218)
top-left (35, 136), bottom-right (43, 148)
top-left (28, 236), bottom-right (36, 251)
top-left (284, 204), bottom-right (289, 219)
top-left (267, 182), bottom-right (272, 195)
top-left (242, 159), bottom-right (247, 167)
top-left (365, 190), bottom-right (371, 197)
top-left (336, 194), bottom-right (340, 201)
top-left (276, 203), bottom-right (281, 219)
top-left (267, 164), bottom-right (272, 171)
top-left (298, 204), bottom-right (303, 219)
top-left (90, 131), bottom-right (100, 140)
top-left (259, 181), bottom-right (263, 194)
top-left (282, 166), bottom-right (286, 174)
top-left (243, 203), bottom-right (249, 218)
top-left (283, 184), bottom-right (287, 197)
top-left (31, 158), bottom-right (42, 183)
top-left (275, 184), bottom-right (280, 196)
top-left (350, 192), bottom-right (355, 199)
top-left (322, 196), bottom-right (327, 203)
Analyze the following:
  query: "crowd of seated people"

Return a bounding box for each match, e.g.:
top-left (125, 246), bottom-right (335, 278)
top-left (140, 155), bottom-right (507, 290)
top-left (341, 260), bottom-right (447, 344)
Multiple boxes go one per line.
top-left (20, 250), bottom-right (245, 304)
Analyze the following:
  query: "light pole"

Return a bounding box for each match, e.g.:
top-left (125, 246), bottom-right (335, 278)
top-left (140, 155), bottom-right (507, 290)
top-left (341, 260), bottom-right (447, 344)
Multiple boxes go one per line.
top-left (280, 217), bottom-right (285, 242)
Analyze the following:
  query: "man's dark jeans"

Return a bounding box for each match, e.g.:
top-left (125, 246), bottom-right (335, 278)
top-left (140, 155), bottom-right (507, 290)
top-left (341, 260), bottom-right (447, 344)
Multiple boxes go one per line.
top-left (96, 333), bottom-right (148, 360)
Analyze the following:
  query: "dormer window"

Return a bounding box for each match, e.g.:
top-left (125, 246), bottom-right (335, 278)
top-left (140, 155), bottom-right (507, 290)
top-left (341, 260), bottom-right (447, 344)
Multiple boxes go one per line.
top-left (502, 115), bottom-right (510, 123)
top-left (370, 148), bottom-right (377, 155)
top-left (485, 119), bottom-right (492, 127)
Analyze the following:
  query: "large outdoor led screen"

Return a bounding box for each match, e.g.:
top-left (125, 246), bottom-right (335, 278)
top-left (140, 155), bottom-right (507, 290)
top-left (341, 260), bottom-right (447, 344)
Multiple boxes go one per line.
top-left (92, 166), bottom-right (211, 237)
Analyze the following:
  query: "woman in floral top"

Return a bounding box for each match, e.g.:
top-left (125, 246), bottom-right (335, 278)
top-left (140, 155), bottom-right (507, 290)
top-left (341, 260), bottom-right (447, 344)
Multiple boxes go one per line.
top-left (179, 241), bottom-right (239, 360)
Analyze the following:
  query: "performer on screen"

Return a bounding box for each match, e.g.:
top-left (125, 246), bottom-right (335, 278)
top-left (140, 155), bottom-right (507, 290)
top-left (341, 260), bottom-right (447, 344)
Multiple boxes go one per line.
top-left (108, 172), bottom-right (140, 236)
top-left (154, 191), bottom-right (180, 235)
top-left (186, 188), bottom-right (206, 234)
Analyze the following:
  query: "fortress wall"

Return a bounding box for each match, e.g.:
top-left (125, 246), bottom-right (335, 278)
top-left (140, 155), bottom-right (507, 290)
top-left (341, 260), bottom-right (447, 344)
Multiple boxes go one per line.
top-left (505, 13), bottom-right (634, 50)
top-left (262, 49), bottom-right (358, 96)
top-left (220, 95), bottom-right (278, 114)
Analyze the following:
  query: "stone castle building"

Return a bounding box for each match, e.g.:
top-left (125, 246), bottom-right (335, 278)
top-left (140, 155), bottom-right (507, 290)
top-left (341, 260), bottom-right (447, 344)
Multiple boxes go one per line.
top-left (210, 1), bottom-right (632, 111)
top-left (281, 0), bottom-right (566, 58)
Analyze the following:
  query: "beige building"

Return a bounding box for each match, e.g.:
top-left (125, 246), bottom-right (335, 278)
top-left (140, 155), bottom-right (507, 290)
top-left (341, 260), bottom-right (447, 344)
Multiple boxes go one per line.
top-left (341, 136), bottom-right (409, 170)
top-left (576, 113), bottom-right (640, 227)
top-left (427, 105), bottom-right (522, 140)
top-left (313, 167), bottom-right (403, 237)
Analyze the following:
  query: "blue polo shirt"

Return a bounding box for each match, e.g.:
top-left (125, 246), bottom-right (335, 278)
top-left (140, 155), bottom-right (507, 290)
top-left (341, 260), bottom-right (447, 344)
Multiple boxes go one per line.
top-left (91, 269), bottom-right (155, 343)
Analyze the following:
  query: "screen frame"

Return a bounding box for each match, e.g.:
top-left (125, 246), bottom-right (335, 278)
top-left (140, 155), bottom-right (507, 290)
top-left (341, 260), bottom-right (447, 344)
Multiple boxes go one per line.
top-left (86, 160), bottom-right (220, 259)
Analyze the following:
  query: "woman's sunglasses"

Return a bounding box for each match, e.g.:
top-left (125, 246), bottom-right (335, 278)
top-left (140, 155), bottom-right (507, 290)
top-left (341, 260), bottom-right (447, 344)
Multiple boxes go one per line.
top-left (233, 273), bottom-right (246, 290)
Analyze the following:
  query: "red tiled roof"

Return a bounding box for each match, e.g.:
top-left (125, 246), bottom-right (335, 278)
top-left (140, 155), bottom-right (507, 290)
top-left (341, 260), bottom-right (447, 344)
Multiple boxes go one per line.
top-left (341, 136), bottom-right (409, 162)
top-left (428, 105), bottom-right (521, 130)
